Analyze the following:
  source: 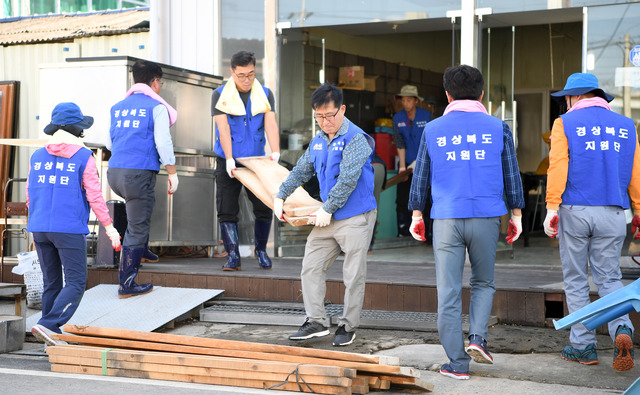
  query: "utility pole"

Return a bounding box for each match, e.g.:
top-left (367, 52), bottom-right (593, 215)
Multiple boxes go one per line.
top-left (623, 34), bottom-right (631, 118)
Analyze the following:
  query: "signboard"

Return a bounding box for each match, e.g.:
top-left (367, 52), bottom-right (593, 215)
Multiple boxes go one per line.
top-left (630, 45), bottom-right (640, 67)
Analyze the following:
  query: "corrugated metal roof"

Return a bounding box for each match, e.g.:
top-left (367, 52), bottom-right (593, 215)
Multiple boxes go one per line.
top-left (0, 8), bottom-right (149, 46)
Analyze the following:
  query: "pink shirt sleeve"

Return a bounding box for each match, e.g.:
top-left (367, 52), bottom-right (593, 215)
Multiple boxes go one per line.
top-left (25, 165), bottom-right (30, 208)
top-left (82, 155), bottom-right (113, 227)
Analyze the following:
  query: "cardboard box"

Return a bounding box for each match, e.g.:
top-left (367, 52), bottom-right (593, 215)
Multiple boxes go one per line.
top-left (339, 66), bottom-right (365, 90)
top-left (339, 66), bottom-right (379, 92)
top-left (364, 76), bottom-right (378, 92)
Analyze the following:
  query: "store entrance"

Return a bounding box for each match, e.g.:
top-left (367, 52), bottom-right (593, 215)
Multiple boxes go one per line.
top-left (276, 11), bottom-right (583, 250)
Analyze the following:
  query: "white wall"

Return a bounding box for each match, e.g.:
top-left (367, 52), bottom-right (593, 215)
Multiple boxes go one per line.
top-left (150, 0), bottom-right (216, 75)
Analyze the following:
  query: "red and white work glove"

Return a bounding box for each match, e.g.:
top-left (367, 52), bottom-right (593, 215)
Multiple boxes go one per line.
top-left (505, 214), bottom-right (522, 244)
top-left (273, 197), bottom-right (286, 222)
top-left (543, 209), bottom-right (559, 238)
top-left (308, 208), bottom-right (332, 227)
top-left (168, 172), bottom-right (179, 195)
top-left (226, 158), bottom-right (236, 178)
top-left (104, 224), bottom-right (121, 251)
top-left (270, 152), bottom-right (280, 162)
top-left (632, 215), bottom-right (640, 240)
top-left (408, 161), bottom-right (416, 170)
top-left (409, 216), bottom-right (426, 242)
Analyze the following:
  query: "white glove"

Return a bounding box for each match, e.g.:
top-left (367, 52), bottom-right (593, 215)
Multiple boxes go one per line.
top-left (226, 158), bottom-right (236, 178)
top-left (543, 209), bottom-right (559, 238)
top-left (409, 216), bottom-right (426, 241)
top-left (308, 207), bottom-right (332, 227)
top-left (273, 197), bottom-right (285, 222)
top-left (104, 224), bottom-right (121, 251)
top-left (168, 172), bottom-right (179, 195)
top-left (270, 152), bottom-right (280, 163)
top-left (408, 160), bottom-right (416, 170)
top-left (506, 214), bottom-right (522, 244)
top-left (399, 166), bottom-right (406, 173)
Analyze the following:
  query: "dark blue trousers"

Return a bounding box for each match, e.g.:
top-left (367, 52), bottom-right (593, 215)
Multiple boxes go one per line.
top-left (107, 168), bottom-right (156, 248)
top-left (33, 232), bottom-right (87, 333)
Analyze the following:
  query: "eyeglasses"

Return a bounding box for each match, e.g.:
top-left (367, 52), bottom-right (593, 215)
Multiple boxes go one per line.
top-left (314, 108), bottom-right (341, 122)
top-left (155, 78), bottom-right (164, 87)
top-left (232, 70), bottom-right (256, 81)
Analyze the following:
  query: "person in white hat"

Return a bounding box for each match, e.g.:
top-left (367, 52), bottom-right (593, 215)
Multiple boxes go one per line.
top-left (392, 85), bottom-right (431, 238)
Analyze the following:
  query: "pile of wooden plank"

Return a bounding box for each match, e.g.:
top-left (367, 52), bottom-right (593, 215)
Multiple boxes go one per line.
top-left (47, 325), bottom-right (433, 394)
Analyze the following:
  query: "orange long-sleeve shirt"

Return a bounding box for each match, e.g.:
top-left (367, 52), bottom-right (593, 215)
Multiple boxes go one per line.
top-left (546, 117), bottom-right (640, 214)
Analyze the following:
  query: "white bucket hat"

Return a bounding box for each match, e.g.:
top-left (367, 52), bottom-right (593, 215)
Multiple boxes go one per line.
top-left (395, 85), bottom-right (424, 102)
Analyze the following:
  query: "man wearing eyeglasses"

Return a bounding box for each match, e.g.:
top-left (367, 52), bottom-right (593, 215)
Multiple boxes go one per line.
top-left (211, 50), bottom-right (280, 271)
top-left (273, 83), bottom-right (377, 347)
top-left (107, 59), bottom-right (179, 298)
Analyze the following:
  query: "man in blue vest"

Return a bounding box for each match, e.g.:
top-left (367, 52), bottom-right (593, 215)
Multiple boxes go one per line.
top-left (392, 85), bottom-right (431, 238)
top-left (409, 65), bottom-right (524, 379)
top-left (28, 102), bottom-right (121, 345)
top-left (211, 50), bottom-right (280, 271)
top-left (544, 73), bottom-right (640, 371)
top-left (273, 83), bottom-right (377, 346)
top-left (107, 59), bottom-right (179, 299)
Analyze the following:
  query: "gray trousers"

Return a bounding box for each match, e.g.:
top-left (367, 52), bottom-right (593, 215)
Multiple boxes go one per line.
top-left (107, 168), bottom-right (157, 248)
top-left (301, 209), bottom-right (377, 332)
top-left (558, 205), bottom-right (633, 348)
top-left (433, 217), bottom-right (500, 372)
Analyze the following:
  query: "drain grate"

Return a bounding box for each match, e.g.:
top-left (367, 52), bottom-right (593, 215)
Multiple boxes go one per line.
top-left (200, 301), bottom-right (497, 332)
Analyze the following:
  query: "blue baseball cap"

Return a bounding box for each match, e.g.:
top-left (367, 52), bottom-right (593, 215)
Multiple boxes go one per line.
top-left (551, 73), bottom-right (614, 102)
top-left (44, 102), bottom-right (94, 136)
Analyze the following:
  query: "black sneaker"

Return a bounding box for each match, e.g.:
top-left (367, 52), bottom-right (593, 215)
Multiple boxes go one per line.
top-left (333, 325), bottom-right (356, 346)
top-left (289, 319), bottom-right (330, 340)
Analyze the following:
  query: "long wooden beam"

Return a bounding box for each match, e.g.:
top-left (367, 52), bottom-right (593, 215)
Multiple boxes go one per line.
top-left (48, 344), bottom-right (354, 378)
top-left (51, 363), bottom-right (352, 395)
top-left (62, 325), bottom-right (400, 366)
top-left (48, 355), bottom-right (353, 387)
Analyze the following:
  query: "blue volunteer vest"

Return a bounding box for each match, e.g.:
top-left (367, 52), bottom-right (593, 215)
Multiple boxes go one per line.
top-left (309, 121), bottom-right (377, 220)
top-left (426, 111), bottom-right (507, 219)
top-left (214, 86), bottom-right (270, 159)
top-left (561, 107), bottom-right (636, 208)
top-left (27, 147), bottom-right (92, 234)
top-left (109, 93), bottom-right (162, 171)
top-left (393, 107), bottom-right (431, 164)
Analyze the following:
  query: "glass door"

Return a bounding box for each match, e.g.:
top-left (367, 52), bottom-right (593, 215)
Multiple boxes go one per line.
top-left (482, 25), bottom-right (516, 144)
top-left (480, 21), bottom-right (517, 250)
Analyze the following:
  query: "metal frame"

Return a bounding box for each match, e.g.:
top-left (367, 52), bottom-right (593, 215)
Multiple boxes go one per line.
top-left (0, 178), bottom-right (28, 281)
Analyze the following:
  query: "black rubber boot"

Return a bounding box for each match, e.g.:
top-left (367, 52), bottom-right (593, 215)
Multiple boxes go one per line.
top-left (141, 241), bottom-right (159, 263)
top-left (220, 222), bottom-right (241, 271)
top-left (397, 212), bottom-right (411, 237)
top-left (118, 246), bottom-right (153, 299)
top-left (254, 219), bottom-right (272, 269)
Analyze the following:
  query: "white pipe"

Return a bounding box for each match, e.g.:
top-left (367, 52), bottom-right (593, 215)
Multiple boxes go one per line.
top-left (150, 0), bottom-right (160, 62)
top-left (582, 7), bottom-right (588, 73)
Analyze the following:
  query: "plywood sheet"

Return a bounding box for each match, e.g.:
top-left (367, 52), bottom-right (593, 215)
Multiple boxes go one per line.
top-left (26, 284), bottom-right (222, 333)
